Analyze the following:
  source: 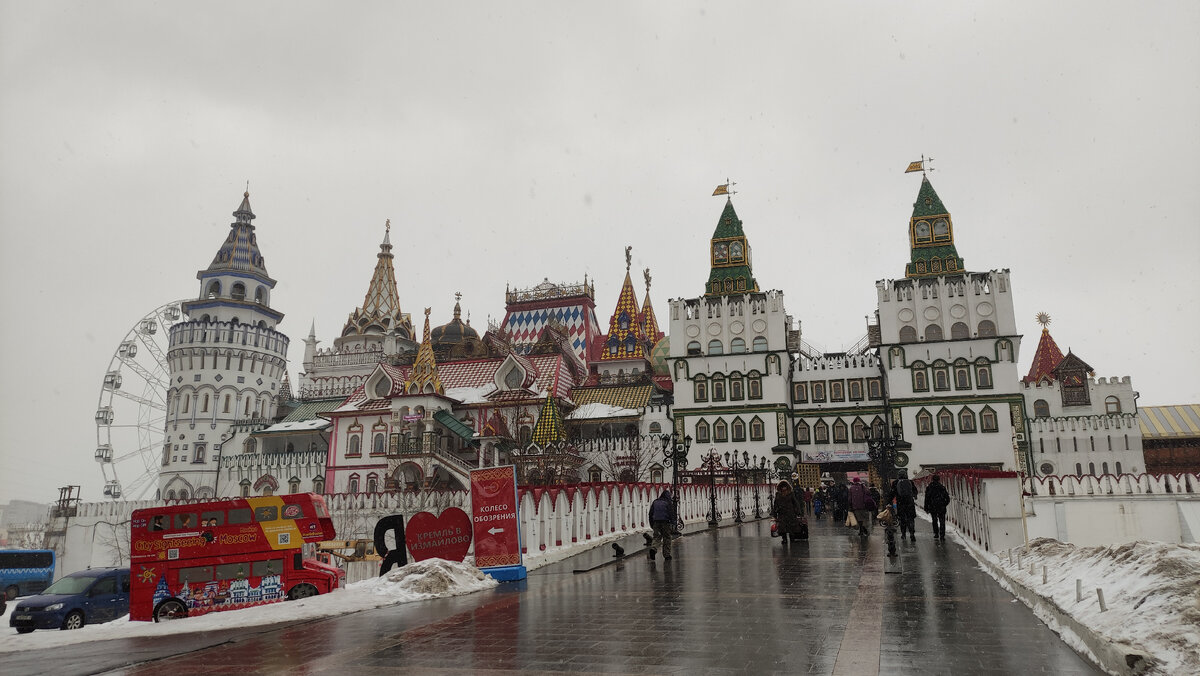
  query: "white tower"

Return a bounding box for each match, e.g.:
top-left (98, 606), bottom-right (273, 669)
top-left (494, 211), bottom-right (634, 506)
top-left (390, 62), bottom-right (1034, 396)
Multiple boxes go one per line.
top-left (876, 176), bottom-right (1026, 472)
top-left (159, 192), bottom-right (290, 499)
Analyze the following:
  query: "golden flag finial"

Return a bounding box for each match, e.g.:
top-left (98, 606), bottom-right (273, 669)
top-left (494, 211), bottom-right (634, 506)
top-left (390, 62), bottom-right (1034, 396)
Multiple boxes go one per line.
top-left (712, 178), bottom-right (737, 196)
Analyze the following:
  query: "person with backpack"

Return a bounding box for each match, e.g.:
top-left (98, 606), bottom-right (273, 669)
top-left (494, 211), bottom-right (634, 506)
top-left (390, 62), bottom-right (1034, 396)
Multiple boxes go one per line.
top-left (890, 471), bottom-right (918, 541)
top-left (647, 490), bottom-right (674, 560)
top-left (923, 474), bottom-right (951, 539)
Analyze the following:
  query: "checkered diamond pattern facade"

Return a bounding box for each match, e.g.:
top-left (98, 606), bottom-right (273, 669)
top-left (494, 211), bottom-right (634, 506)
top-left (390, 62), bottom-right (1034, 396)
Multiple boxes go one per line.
top-left (502, 302), bottom-right (600, 364)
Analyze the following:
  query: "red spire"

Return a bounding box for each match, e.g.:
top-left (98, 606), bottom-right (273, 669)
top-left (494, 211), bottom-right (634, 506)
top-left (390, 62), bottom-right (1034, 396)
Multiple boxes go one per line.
top-left (1023, 326), bottom-right (1065, 384)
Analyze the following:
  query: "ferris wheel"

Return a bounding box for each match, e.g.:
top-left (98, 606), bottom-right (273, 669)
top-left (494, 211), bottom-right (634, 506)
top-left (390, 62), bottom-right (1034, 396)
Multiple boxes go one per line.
top-left (94, 300), bottom-right (187, 500)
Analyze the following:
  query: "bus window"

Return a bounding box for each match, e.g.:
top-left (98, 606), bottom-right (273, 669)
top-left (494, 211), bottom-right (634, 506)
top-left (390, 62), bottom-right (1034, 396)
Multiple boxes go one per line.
top-left (282, 504), bottom-right (305, 520)
top-left (179, 566), bottom-right (214, 584)
top-left (254, 506), bottom-right (278, 522)
top-left (149, 515), bottom-right (167, 531)
top-left (175, 513), bottom-right (198, 529)
top-left (215, 563), bottom-right (249, 581)
top-left (200, 511), bottom-right (224, 526)
top-left (228, 508), bottom-right (253, 524)
top-left (252, 560), bottom-right (284, 577)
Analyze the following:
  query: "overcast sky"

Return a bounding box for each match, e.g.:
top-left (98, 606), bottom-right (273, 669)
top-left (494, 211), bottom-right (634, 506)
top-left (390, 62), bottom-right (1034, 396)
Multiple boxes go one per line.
top-left (2, 1), bottom-right (1197, 504)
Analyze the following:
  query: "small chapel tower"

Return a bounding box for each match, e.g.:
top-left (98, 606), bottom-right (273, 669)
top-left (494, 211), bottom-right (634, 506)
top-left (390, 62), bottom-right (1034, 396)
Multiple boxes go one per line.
top-left (160, 191), bottom-right (290, 499)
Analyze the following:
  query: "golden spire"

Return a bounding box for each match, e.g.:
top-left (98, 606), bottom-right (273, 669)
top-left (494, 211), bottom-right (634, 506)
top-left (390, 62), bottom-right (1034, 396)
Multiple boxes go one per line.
top-left (406, 308), bottom-right (444, 395)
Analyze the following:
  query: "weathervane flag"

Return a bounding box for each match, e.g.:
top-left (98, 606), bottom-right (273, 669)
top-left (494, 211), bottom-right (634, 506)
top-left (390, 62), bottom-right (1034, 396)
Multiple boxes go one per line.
top-left (712, 183), bottom-right (729, 196)
top-left (905, 160), bottom-right (924, 174)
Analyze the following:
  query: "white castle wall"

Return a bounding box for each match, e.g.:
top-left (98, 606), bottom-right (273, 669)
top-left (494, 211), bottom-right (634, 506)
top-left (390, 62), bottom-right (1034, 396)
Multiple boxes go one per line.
top-left (1023, 377), bottom-right (1145, 477)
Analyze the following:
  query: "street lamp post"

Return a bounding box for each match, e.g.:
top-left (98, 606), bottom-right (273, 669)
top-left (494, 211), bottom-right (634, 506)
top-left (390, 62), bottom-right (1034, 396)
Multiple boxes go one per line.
top-left (725, 451), bottom-right (748, 523)
top-left (660, 433), bottom-right (692, 534)
top-left (752, 456), bottom-right (767, 519)
top-left (701, 450), bottom-right (721, 526)
top-left (867, 422), bottom-right (908, 557)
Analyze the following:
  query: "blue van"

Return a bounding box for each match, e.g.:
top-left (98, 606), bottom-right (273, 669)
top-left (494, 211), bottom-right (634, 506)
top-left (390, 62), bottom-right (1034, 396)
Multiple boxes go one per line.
top-left (8, 567), bottom-right (130, 633)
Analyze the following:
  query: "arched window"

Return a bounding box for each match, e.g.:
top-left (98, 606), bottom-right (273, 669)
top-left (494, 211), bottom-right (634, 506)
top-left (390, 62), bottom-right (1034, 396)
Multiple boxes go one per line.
top-left (167, 490), bottom-right (176, 500)
top-left (812, 382), bottom-right (826, 401)
top-left (848, 380), bottom-right (863, 400)
top-left (913, 368), bottom-right (928, 392)
top-left (925, 324), bottom-right (944, 341)
top-left (223, 394), bottom-right (231, 413)
top-left (289, 477), bottom-right (301, 494)
top-left (194, 445), bottom-right (205, 463)
top-left (1115, 462), bottom-right (1122, 474)
top-left (712, 378), bottom-right (726, 401)
top-left (830, 381), bottom-right (844, 401)
top-left (588, 466), bottom-right (602, 483)
top-left (916, 409), bottom-right (934, 435)
top-left (730, 374), bottom-right (744, 400)
top-left (978, 320), bottom-right (997, 337)
top-left (954, 364), bottom-right (971, 389)
top-left (694, 375), bottom-right (708, 402)
top-left (206, 281), bottom-right (221, 299)
top-left (240, 480), bottom-right (250, 498)
top-left (347, 435), bottom-right (361, 456)
top-left (932, 364), bottom-right (950, 390)
top-left (1075, 463), bottom-right (1083, 477)
top-left (832, 420), bottom-right (848, 443)
top-left (795, 420), bottom-right (810, 444)
top-left (852, 419), bottom-right (867, 442)
top-left (687, 341), bottom-right (702, 355)
top-left (650, 466), bottom-right (664, 483)
top-left (975, 360), bottom-right (993, 388)
top-left (1088, 462), bottom-right (1096, 475)
top-left (201, 394), bottom-right (210, 412)
top-left (732, 419), bottom-right (746, 442)
top-left (348, 476), bottom-right (360, 494)
top-left (313, 477), bottom-right (325, 494)
top-left (695, 420), bottom-right (710, 443)
top-left (708, 339), bottom-right (724, 355)
top-left (814, 420), bottom-right (829, 443)
top-left (1034, 399), bottom-right (1050, 418)
top-left (367, 475), bottom-right (378, 493)
top-left (752, 336), bottom-right (768, 352)
top-left (937, 409), bottom-right (955, 433)
top-left (649, 422), bottom-right (662, 434)
top-left (231, 282), bottom-right (246, 301)
top-left (959, 408), bottom-right (977, 433)
top-left (1105, 396), bottom-right (1121, 414)
top-left (728, 337), bottom-right (745, 354)
top-left (748, 372), bottom-right (762, 399)
top-left (951, 322), bottom-right (969, 339)
top-left (372, 433), bottom-right (386, 455)
top-left (244, 438), bottom-right (256, 454)
top-left (1101, 462), bottom-right (1109, 475)
top-left (255, 287), bottom-right (265, 304)
top-left (899, 326), bottom-right (917, 343)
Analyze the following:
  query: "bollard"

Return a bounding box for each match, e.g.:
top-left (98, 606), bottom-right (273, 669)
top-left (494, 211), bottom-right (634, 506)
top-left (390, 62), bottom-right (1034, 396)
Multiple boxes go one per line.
top-left (1008, 549), bottom-right (1014, 565)
top-left (1030, 561), bottom-right (1035, 575)
top-left (1042, 565), bottom-right (1047, 584)
top-left (1097, 588), bottom-right (1107, 612)
top-left (1076, 579), bottom-right (1083, 603)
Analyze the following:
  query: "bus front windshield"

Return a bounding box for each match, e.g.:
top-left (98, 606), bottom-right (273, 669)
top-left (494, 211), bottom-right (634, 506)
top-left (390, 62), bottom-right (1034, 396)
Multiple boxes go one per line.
top-left (42, 576), bottom-right (98, 595)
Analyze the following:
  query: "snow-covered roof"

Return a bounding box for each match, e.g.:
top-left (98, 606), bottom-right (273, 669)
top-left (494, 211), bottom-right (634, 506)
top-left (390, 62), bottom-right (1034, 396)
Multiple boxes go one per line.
top-left (445, 383), bottom-right (498, 404)
top-left (566, 402), bottom-right (640, 420)
top-left (260, 419), bottom-right (330, 433)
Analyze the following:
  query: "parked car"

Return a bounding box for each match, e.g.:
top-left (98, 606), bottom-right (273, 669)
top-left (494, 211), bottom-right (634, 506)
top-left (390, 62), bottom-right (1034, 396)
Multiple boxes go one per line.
top-left (8, 567), bottom-right (130, 633)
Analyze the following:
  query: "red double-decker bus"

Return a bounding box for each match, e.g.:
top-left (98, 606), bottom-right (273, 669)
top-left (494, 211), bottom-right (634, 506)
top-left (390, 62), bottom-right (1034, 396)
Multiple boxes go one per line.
top-left (130, 493), bottom-right (342, 622)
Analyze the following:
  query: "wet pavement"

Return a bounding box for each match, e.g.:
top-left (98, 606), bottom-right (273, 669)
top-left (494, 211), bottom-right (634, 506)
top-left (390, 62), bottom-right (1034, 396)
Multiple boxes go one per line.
top-left (14, 516), bottom-right (1102, 675)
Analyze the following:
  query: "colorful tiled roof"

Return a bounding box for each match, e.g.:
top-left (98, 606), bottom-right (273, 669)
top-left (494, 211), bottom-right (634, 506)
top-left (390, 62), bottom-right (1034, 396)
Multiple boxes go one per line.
top-left (281, 398), bottom-right (345, 422)
top-left (1023, 328), bottom-right (1065, 383)
top-left (640, 268), bottom-right (663, 344)
top-left (343, 221), bottom-right (413, 339)
top-left (1139, 405), bottom-right (1200, 439)
top-left (203, 192), bottom-right (274, 282)
top-left (599, 266), bottom-right (646, 361)
top-left (531, 394), bottom-right (566, 445)
top-left (705, 199), bottom-right (759, 297)
top-left (501, 279), bottom-right (602, 364)
top-left (570, 384), bottom-right (653, 411)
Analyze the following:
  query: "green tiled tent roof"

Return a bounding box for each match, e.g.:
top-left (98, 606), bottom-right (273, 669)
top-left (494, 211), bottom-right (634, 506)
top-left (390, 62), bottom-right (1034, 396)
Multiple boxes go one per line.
top-left (912, 176), bottom-right (948, 218)
top-left (531, 395), bottom-right (566, 445)
top-left (712, 199), bottom-right (745, 238)
top-left (285, 398), bottom-right (345, 422)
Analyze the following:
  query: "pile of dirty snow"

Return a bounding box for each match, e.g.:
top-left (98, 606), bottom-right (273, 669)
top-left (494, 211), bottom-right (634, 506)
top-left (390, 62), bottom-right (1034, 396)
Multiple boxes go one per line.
top-left (351, 558), bottom-right (497, 598)
top-left (989, 538), bottom-right (1200, 675)
top-left (0, 558), bottom-right (496, 652)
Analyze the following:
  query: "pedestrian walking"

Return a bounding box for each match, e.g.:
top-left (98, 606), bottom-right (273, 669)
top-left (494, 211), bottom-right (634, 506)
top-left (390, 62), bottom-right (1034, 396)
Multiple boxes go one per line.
top-left (868, 484), bottom-right (882, 524)
top-left (923, 474), bottom-right (951, 539)
top-left (770, 480), bottom-right (808, 543)
top-left (889, 471), bottom-right (918, 541)
top-left (812, 487), bottom-right (825, 518)
top-left (647, 490), bottom-right (673, 560)
top-left (847, 478), bottom-right (876, 537)
top-left (803, 486), bottom-right (814, 515)
top-left (830, 480), bottom-right (850, 525)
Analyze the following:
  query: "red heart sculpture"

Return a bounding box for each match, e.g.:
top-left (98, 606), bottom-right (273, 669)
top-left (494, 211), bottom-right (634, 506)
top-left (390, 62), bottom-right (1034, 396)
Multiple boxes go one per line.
top-left (404, 508), bottom-right (473, 562)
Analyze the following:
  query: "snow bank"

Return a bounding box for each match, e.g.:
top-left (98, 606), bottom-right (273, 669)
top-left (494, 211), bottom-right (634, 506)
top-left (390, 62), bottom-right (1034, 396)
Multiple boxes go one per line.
top-left (0, 559), bottom-right (496, 653)
top-left (969, 535), bottom-right (1200, 676)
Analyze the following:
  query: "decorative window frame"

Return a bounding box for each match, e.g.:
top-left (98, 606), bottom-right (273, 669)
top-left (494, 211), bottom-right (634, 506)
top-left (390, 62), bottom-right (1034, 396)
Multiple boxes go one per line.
top-left (695, 419), bottom-right (710, 443)
top-left (712, 378), bottom-right (726, 402)
top-left (694, 375), bottom-right (708, 402)
top-left (793, 382), bottom-right (808, 403)
top-left (830, 381), bottom-right (845, 402)
top-left (932, 362), bottom-right (950, 391)
top-left (916, 409), bottom-right (934, 435)
top-left (795, 420), bottom-right (811, 445)
top-left (974, 360), bottom-right (993, 389)
top-left (959, 407), bottom-right (977, 433)
top-left (750, 416), bottom-right (765, 441)
top-left (814, 420), bottom-right (829, 444)
top-left (730, 372), bottom-right (744, 401)
top-left (937, 407), bottom-right (955, 434)
top-left (980, 406), bottom-right (999, 433)
top-left (748, 371), bottom-right (763, 400)
top-left (714, 419), bottom-right (728, 442)
top-left (867, 378), bottom-right (883, 400)
top-left (832, 419), bottom-right (848, 443)
top-left (731, 417), bottom-right (746, 442)
top-left (848, 380), bottom-right (863, 401)
top-left (811, 381), bottom-right (826, 402)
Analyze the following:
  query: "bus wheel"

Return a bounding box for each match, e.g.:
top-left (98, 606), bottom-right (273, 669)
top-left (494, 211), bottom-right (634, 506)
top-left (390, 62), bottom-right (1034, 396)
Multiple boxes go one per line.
top-left (62, 611), bottom-right (85, 630)
top-left (4, 585), bottom-right (17, 601)
top-left (288, 584), bottom-right (319, 600)
top-left (154, 600), bottom-right (188, 622)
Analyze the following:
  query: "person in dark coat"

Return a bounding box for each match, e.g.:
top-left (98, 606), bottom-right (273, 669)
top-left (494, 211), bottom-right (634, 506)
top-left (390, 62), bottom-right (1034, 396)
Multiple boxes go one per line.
top-left (829, 481), bottom-right (850, 524)
top-left (647, 490), bottom-right (674, 560)
top-left (771, 480), bottom-right (807, 543)
top-left (923, 474), bottom-right (951, 540)
top-left (868, 484), bottom-right (882, 524)
top-left (847, 478), bottom-right (876, 537)
top-left (888, 471), bottom-right (918, 541)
